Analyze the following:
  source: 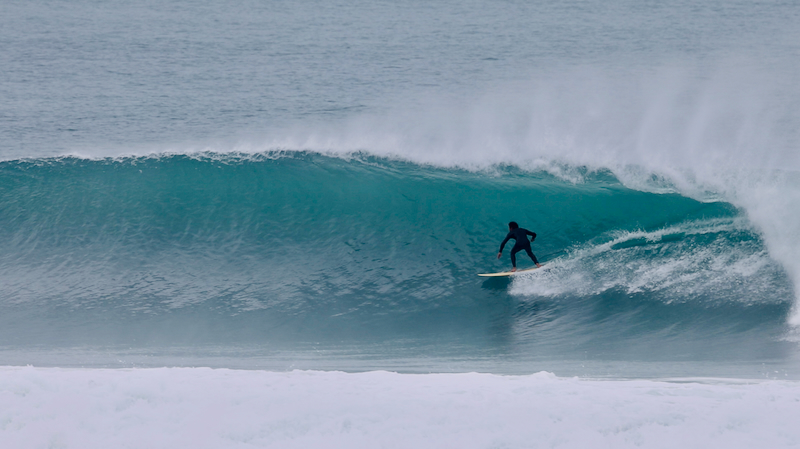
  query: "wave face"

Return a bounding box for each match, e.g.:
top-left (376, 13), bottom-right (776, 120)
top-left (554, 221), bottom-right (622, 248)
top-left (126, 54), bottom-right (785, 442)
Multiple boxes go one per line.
top-left (0, 153), bottom-right (793, 369)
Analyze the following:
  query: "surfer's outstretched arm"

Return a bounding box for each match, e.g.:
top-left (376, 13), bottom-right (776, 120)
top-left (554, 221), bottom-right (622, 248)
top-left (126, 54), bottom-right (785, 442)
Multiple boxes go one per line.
top-left (498, 232), bottom-right (513, 254)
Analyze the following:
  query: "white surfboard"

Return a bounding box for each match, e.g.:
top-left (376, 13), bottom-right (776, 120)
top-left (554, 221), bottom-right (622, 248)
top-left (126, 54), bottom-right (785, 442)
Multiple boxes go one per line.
top-left (478, 265), bottom-right (543, 277)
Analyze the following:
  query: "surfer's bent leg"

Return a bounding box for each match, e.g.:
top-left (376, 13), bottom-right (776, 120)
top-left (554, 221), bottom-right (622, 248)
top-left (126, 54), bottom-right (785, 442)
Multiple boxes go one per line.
top-left (524, 247), bottom-right (539, 265)
top-left (510, 246), bottom-right (522, 267)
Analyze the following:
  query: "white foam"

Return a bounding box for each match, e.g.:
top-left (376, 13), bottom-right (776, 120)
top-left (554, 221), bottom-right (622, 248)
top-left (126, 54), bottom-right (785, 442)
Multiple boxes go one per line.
top-left (0, 366), bottom-right (798, 449)
top-left (509, 218), bottom-right (787, 304)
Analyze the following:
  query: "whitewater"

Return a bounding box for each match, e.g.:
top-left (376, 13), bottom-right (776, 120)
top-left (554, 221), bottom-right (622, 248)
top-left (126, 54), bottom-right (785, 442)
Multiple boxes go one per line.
top-left (2, 0), bottom-right (800, 447)
top-left (3, 367), bottom-right (799, 449)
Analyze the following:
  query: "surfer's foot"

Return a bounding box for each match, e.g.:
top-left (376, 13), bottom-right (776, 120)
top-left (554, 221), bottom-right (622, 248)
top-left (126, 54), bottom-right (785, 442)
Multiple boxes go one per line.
top-left (536, 263), bottom-right (542, 268)
top-left (511, 267), bottom-right (517, 272)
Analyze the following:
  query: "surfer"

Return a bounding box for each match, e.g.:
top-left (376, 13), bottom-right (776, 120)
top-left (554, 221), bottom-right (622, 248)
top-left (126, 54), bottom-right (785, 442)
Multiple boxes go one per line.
top-left (497, 221), bottom-right (541, 272)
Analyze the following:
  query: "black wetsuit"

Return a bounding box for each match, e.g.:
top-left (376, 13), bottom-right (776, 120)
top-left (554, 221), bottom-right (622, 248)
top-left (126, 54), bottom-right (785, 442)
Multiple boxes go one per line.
top-left (499, 228), bottom-right (539, 268)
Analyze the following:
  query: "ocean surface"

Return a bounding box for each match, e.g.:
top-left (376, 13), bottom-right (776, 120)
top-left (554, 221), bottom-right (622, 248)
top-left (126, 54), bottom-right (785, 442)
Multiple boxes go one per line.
top-left (2, 0), bottom-right (800, 446)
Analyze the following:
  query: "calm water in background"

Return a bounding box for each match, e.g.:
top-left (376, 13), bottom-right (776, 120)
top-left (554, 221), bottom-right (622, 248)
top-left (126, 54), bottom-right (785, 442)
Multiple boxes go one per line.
top-left (2, 0), bottom-right (798, 158)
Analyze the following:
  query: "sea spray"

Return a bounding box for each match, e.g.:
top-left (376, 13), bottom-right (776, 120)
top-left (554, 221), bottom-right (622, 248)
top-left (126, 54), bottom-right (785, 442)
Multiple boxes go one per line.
top-left (236, 64), bottom-right (800, 322)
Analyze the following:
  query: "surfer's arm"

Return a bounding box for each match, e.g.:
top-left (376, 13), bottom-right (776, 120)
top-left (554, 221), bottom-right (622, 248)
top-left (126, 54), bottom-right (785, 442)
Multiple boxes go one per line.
top-left (498, 233), bottom-right (512, 253)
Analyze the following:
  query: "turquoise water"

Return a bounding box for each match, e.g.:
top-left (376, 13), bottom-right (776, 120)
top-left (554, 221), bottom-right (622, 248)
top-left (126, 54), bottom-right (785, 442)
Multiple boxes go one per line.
top-left (1, 0), bottom-right (800, 377)
top-left (0, 154), bottom-right (794, 376)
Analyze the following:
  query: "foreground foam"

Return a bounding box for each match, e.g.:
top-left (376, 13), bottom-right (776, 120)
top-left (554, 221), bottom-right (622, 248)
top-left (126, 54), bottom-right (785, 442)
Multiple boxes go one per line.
top-left (0, 367), bottom-right (798, 449)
